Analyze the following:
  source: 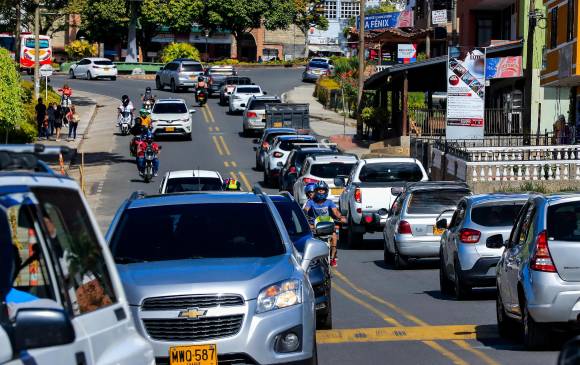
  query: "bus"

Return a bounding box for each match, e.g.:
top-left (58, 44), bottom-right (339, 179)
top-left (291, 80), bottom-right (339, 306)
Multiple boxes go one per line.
top-left (0, 33), bottom-right (52, 72)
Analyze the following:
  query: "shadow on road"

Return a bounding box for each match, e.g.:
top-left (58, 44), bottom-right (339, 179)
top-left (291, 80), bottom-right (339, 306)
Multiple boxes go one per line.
top-left (423, 288), bottom-right (495, 301)
top-left (72, 151), bottom-right (135, 167)
top-left (372, 258), bottom-right (439, 271)
top-left (70, 96), bottom-right (97, 107)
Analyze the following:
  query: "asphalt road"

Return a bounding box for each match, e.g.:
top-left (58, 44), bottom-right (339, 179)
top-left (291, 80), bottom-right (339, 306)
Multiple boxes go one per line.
top-left (51, 69), bottom-right (562, 365)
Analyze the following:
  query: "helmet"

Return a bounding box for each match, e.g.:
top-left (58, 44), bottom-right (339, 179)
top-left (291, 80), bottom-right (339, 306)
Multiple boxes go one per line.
top-left (145, 131), bottom-right (154, 142)
top-left (314, 181), bottom-right (329, 202)
top-left (198, 76), bottom-right (205, 82)
top-left (304, 183), bottom-right (316, 195)
top-left (139, 108), bottom-right (150, 117)
top-left (223, 178), bottom-right (241, 191)
top-left (145, 86), bottom-right (151, 92)
top-left (122, 95), bottom-right (129, 106)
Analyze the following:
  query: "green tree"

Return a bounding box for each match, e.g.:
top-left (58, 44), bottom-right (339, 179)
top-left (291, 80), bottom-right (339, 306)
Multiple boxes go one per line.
top-left (160, 43), bottom-right (201, 63)
top-left (0, 48), bottom-right (25, 141)
top-left (67, 0), bottom-right (129, 43)
top-left (140, 0), bottom-right (204, 33)
top-left (293, 0), bottom-right (328, 55)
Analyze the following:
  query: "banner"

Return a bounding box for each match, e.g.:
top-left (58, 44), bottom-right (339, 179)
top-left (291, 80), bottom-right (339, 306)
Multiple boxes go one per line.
top-left (397, 44), bottom-right (417, 64)
top-left (432, 10), bottom-right (447, 25)
top-left (446, 47), bottom-right (486, 139)
top-left (485, 56), bottom-right (523, 79)
top-left (356, 11), bottom-right (414, 31)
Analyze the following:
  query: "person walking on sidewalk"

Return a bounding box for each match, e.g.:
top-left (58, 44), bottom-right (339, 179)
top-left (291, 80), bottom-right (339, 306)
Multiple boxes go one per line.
top-left (54, 105), bottom-right (63, 142)
top-left (67, 105), bottom-right (80, 141)
top-left (47, 102), bottom-right (56, 138)
top-left (35, 98), bottom-right (47, 140)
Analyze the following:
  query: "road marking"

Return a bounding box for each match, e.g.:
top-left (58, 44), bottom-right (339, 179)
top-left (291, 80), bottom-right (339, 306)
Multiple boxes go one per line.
top-left (422, 341), bottom-right (470, 365)
top-left (206, 105), bottom-right (216, 123)
top-left (333, 283), bottom-right (402, 327)
top-left (215, 126), bottom-right (220, 132)
top-left (224, 161), bottom-right (230, 167)
top-left (230, 161), bottom-right (237, 167)
top-left (219, 135), bottom-right (231, 155)
top-left (238, 171), bottom-right (252, 191)
top-left (212, 135), bottom-right (224, 156)
top-left (96, 181), bottom-right (104, 194)
top-left (452, 340), bottom-right (501, 365)
top-left (209, 126), bottom-right (214, 132)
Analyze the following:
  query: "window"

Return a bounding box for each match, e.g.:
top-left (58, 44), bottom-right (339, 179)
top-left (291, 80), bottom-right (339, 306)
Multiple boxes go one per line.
top-left (308, 62), bottom-right (330, 69)
top-left (406, 189), bottom-right (470, 215)
top-left (272, 201), bottom-right (311, 241)
top-left (310, 163), bottom-right (355, 179)
top-left (449, 202), bottom-right (466, 228)
top-left (476, 19), bottom-right (493, 46)
top-left (94, 60), bottom-right (113, 66)
top-left (358, 163), bottom-right (424, 183)
top-left (32, 187), bottom-right (117, 316)
top-left (547, 201), bottom-right (580, 242)
top-left (25, 39), bottom-right (49, 48)
top-left (508, 202), bottom-right (528, 245)
top-left (181, 63), bottom-right (203, 72)
top-left (153, 103), bottom-right (187, 114)
top-left (324, 1), bottom-right (337, 19)
top-left (248, 99), bottom-right (281, 110)
top-left (551, 7), bottom-right (558, 48)
top-left (280, 139), bottom-right (316, 151)
top-left (568, 0), bottom-right (575, 42)
top-left (471, 203), bottom-right (524, 227)
top-left (518, 206), bottom-right (536, 246)
top-left (340, 0), bottom-right (360, 19)
top-left (165, 177), bottom-right (223, 193)
top-left (236, 86), bottom-right (261, 94)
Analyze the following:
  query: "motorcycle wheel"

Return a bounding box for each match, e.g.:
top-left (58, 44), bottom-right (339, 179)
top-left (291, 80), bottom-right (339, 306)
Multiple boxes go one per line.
top-left (144, 165), bottom-right (152, 183)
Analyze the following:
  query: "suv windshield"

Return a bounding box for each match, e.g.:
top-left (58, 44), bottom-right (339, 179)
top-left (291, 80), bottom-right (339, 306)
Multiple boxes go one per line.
top-left (153, 103), bottom-right (187, 114)
top-left (181, 63), bottom-right (203, 72)
top-left (110, 203), bottom-right (285, 262)
top-left (237, 86), bottom-right (261, 94)
top-left (406, 189), bottom-right (469, 215)
top-left (310, 163), bottom-right (355, 179)
top-left (471, 203), bottom-right (524, 227)
top-left (295, 151), bottom-right (337, 168)
top-left (273, 200), bottom-right (310, 240)
top-left (165, 177), bottom-right (223, 193)
top-left (359, 163), bottom-right (423, 183)
top-left (280, 139), bottom-right (316, 151)
top-left (248, 99), bottom-right (281, 110)
top-left (547, 201), bottom-right (580, 241)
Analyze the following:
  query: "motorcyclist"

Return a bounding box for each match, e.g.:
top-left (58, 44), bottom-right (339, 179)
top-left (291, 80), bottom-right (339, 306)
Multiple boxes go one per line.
top-left (118, 95), bottom-right (134, 126)
top-left (142, 87), bottom-right (154, 103)
top-left (136, 131), bottom-right (160, 177)
top-left (195, 76), bottom-right (208, 103)
top-left (129, 117), bottom-right (148, 156)
top-left (139, 108), bottom-right (152, 129)
top-left (223, 178), bottom-right (241, 191)
top-left (303, 181), bottom-right (346, 267)
top-left (303, 183), bottom-right (316, 208)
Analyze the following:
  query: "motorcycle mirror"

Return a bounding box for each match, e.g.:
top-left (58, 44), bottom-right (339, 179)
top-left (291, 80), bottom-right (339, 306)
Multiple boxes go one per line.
top-left (158, 146), bottom-right (163, 150)
top-left (190, 110), bottom-right (196, 114)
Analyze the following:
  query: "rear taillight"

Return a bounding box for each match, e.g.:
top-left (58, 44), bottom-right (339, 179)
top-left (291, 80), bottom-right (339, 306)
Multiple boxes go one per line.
top-left (261, 142), bottom-right (269, 149)
top-left (354, 188), bottom-right (362, 203)
top-left (530, 230), bottom-right (557, 272)
top-left (303, 178), bottom-right (319, 184)
top-left (289, 166), bottom-right (297, 174)
top-left (247, 112), bottom-right (258, 118)
top-left (398, 220), bottom-right (412, 234)
top-left (459, 228), bottom-right (481, 244)
top-left (273, 152), bottom-right (284, 158)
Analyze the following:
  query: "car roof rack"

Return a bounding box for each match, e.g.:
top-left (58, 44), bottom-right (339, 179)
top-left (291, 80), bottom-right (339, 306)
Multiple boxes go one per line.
top-left (0, 144), bottom-right (72, 174)
top-left (405, 181), bottom-right (470, 190)
top-left (294, 143), bottom-right (337, 150)
top-left (311, 154), bottom-right (357, 161)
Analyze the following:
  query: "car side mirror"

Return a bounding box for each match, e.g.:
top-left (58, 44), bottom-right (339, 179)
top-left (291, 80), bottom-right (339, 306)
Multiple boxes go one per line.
top-left (301, 239), bottom-right (329, 272)
top-left (12, 308), bottom-right (75, 353)
top-left (486, 234), bottom-right (505, 249)
top-left (189, 110), bottom-right (196, 114)
top-left (436, 219), bottom-right (448, 230)
top-left (263, 91), bottom-right (268, 95)
top-left (333, 177), bottom-right (345, 187)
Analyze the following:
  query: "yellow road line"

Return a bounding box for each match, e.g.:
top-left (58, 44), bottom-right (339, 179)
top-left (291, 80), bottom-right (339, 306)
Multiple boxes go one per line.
top-left (238, 171), bottom-right (252, 192)
top-left (201, 107), bottom-right (209, 123)
top-left (224, 161), bottom-right (230, 167)
top-left (212, 135), bottom-right (224, 156)
top-left (422, 341), bottom-right (470, 365)
top-left (333, 284), bottom-right (402, 327)
top-left (209, 126), bottom-right (214, 132)
top-left (231, 161), bottom-right (237, 167)
top-left (206, 104), bottom-right (216, 123)
top-left (219, 135), bottom-right (231, 156)
top-left (452, 340), bottom-right (500, 365)
top-left (215, 126), bottom-right (220, 132)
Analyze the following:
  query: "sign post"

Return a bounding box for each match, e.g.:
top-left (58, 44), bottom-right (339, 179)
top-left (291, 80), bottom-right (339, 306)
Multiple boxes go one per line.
top-left (40, 64), bottom-right (53, 102)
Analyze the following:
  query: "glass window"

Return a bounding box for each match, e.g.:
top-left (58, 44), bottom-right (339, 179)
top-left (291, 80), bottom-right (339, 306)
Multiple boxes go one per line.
top-left (471, 203), bottom-right (524, 227)
top-left (266, 132), bottom-right (295, 145)
top-left (406, 189), bottom-right (469, 215)
top-left (567, 0), bottom-right (575, 42)
top-left (309, 163), bottom-right (355, 179)
top-left (476, 19), bottom-right (493, 47)
top-left (273, 201), bottom-right (310, 240)
top-left (359, 162), bottom-right (424, 183)
top-left (110, 203), bottom-right (285, 262)
top-left (518, 206), bottom-right (536, 246)
top-left (181, 63), bottom-right (203, 72)
top-left (165, 177), bottom-right (223, 193)
top-left (248, 99), bottom-right (281, 110)
top-left (324, 1), bottom-right (337, 19)
top-left (25, 39), bottom-right (49, 48)
top-left (32, 188), bottom-right (117, 316)
top-left (550, 7), bottom-right (558, 48)
top-left (0, 36), bottom-right (15, 52)
top-left (308, 62), bottom-right (330, 69)
top-left (449, 202), bottom-right (466, 228)
top-left (508, 202), bottom-right (528, 245)
top-left (94, 60), bottom-right (114, 66)
top-left (280, 139), bottom-right (316, 151)
top-left (153, 103), bottom-right (187, 114)
top-left (547, 201), bottom-right (580, 242)
top-left (340, 0), bottom-right (360, 19)
top-left (236, 86), bottom-right (261, 94)
top-left (208, 68), bottom-right (235, 76)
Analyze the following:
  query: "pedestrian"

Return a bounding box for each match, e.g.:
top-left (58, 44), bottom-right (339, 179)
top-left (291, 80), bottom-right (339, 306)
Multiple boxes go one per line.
top-left (47, 102), bottom-right (55, 138)
top-left (553, 115), bottom-right (566, 144)
top-left (54, 105), bottom-right (63, 142)
top-left (67, 105), bottom-right (80, 141)
top-left (41, 115), bottom-right (49, 140)
top-left (35, 98), bottom-right (47, 140)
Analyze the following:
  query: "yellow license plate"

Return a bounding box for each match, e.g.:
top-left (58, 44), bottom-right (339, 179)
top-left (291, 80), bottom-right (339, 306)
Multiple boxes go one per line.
top-left (272, 121), bottom-right (283, 128)
top-left (433, 227), bottom-right (445, 235)
top-left (169, 344), bottom-right (217, 365)
top-left (104, 67), bottom-right (110, 71)
top-left (190, 75), bottom-right (196, 80)
top-left (331, 187), bottom-right (343, 195)
top-left (165, 127), bottom-right (175, 132)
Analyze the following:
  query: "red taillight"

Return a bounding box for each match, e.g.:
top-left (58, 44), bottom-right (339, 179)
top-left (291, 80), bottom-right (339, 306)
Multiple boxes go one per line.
top-left (530, 230), bottom-right (557, 272)
top-left (303, 178), bottom-right (319, 184)
top-left (289, 166), bottom-right (297, 174)
top-left (354, 188), bottom-right (362, 203)
top-left (261, 142), bottom-right (269, 149)
top-left (364, 215), bottom-right (373, 224)
top-left (459, 228), bottom-right (481, 244)
top-left (398, 220), bottom-right (412, 235)
top-left (273, 152), bottom-right (284, 158)
top-left (247, 112), bottom-right (258, 118)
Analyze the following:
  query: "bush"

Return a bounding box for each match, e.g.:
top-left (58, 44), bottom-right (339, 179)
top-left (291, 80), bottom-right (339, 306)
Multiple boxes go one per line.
top-left (16, 80), bottom-right (61, 142)
top-left (0, 48), bottom-right (28, 142)
top-left (160, 43), bottom-right (201, 63)
top-left (65, 40), bottom-right (97, 60)
top-left (314, 77), bottom-right (340, 107)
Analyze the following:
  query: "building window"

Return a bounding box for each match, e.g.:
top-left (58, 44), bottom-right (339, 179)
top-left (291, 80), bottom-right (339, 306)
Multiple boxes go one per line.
top-left (476, 19), bottom-right (493, 46)
top-left (567, 0), bottom-right (575, 41)
top-left (324, 1), bottom-right (337, 19)
top-left (340, 1), bottom-right (360, 19)
top-left (550, 7), bottom-right (558, 48)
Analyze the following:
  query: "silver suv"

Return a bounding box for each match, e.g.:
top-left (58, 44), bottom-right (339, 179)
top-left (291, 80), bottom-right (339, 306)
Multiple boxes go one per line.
top-left (106, 189), bottom-right (327, 364)
top-left (439, 194), bottom-right (527, 300)
top-left (155, 59), bottom-right (204, 93)
top-left (493, 194), bottom-right (580, 349)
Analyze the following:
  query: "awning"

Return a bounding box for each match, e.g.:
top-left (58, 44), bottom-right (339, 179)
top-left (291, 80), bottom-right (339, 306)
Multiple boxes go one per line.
top-left (365, 56), bottom-right (448, 90)
top-left (308, 44), bottom-right (344, 54)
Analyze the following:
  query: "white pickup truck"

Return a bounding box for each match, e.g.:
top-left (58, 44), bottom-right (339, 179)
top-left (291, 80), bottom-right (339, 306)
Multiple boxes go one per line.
top-left (337, 158), bottom-right (428, 246)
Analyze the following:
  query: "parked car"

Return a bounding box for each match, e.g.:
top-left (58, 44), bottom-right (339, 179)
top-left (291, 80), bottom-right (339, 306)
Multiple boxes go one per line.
top-left (158, 170), bottom-right (224, 193)
top-left (254, 128), bottom-right (297, 171)
top-left (383, 182), bottom-right (471, 269)
top-left (271, 193), bottom-right (332, 329)
top-left (293, 154), bottom-right (358, 206)
top-left (229, 85), bottom-right (265, 113)
top-left (439, 194), bottom-right (527, 300)
top-left (69, 57), bottom-right (117, 80)
top-left (493, 194), bottom-right (580, 349)
top-left (205, 65), bottom-right (237, 96)
top-left (0, 145), bottom-right (154, 365)
top-left (106, 189), bottom-right (327, 364)
top-left (219, 76), bottom-right (252, 105)
top-left (279, 146), bottom-right (340, 193)
top-left (338, 158), bottom-right (428, 247)
top-left (155, 59), bottom-right (204, 93)
top-left (149, 98), bottom-right (194, 140)
top-left (242, 95), bottom-right (282, 136)
top-left (302, 61), bottom-right (331, 82)
top-left (264, 134), bottom-right (318, 187)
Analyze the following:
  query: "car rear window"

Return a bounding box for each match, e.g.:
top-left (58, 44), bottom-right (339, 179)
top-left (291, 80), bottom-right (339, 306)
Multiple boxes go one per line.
top-left (471, 203), bottom-right (524, 227)
top-left (266, 132), bottom-right (296, 144)
top-left (359, 162), bottom-right (424, 183)
top-left (208, 69), bottom-right (235, 76)
top-left (165, 177), bottom-right (223, 193)
top-left (227, 78), bottom-right (251, 85)
top-left (181, 63), bottom-right (203, 72)
top-left (110, 203), bottom-right (285, 262)
top-left (237, 86), bottom-right (261, 94)
top-left (153, 103), bottom-right (187, 114)
top-left (296, 151), bottom-right (337, 167)
top-left (547, 201), bottom-right (580, 242)
top-left (406, 189), bottom-right (469, 215)
top-left (273, 200), bottom-right (310, 241)
top-left (308, 62), bottom-right (329, 69)
top-left (279, 139), bottom-right (316, 151)
top-left (310, 163), bottom-right (355, 179)
top-left (94, 60), bottom-right (113, 66)
top-left (248, 99), bottom-right (281, 110)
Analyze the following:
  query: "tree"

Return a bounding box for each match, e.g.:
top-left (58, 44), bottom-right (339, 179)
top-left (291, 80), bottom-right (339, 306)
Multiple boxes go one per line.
top-left (292, 0), bottom-right (328, 56)
top-left (366, 1), bottom-right (399, 15)
top-left (65, 39), bottom-right (98, 60)
top-left (160, 43), bottom-right (201, 63)
top-left (141, 0), bottom-right (204, 34)
top-left (0, 48), bottom-right (25, 140)
top-left (67, 0), bottom-right (129, 43)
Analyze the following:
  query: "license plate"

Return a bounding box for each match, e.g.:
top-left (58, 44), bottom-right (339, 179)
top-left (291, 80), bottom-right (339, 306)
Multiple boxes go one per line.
top-left (165, 127), bottom-right (175, 132)
top-left (272, 121), bottom-right (283, 128)
top-left (169, 344), bottom-right (217, 365)
top-left (433, 226), bottom-right (445, 235)
top-left (190, 75), bottom-right (196, 80)
top-left (331, 187), bottom-right (343, 195)
top-left (104, 67), bottom-right (110, 71)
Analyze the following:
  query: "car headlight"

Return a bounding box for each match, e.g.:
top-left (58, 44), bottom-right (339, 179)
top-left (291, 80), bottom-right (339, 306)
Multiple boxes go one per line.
top-left (256, 279), bottom-right (302, 313)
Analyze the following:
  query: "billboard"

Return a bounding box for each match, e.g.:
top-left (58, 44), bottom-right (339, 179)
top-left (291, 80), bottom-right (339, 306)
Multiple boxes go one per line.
top-left (446, 47), bottom-right (486, 140)
top-left (356, 11), bottom-right (414, 31)
top-left (485, 56), bottom-right (523, 79)
top-left (397, 44), bottom-right (417, 64)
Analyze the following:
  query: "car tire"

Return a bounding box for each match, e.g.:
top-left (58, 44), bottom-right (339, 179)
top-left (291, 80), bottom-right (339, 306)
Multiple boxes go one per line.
top-left (69, 69), bottom-right (75, 79)
top-left (156, 77), bottom-right (163, 90)
top-left (439, 249), bottom-right (454, 295)
top-left (453, 259), bottom-right (471, 300)
top-left (522, 298), bottom-right (548, 349)
top-left (242, 127), bottom-right (249, 137)
top-left (86, 71), bottom-right (92, 80)
top-left (383, 242), bottom-right (393, 264)
top-left (317, 291), bottom-right (332, 330)
top-left (393, 242), bottom-right (408, 270)
top-left (111, 76), bottom-right (117, 81)
top-left (263, 170), bottom-right (270, 187)
top-left (496, 290), bottom-right (518, 339)
top-left (346, 216), bottom-right (363, 248)
top-left (170, 79), bottom-right (177, 93)
top-left (185, 133), bottom-right (192, 141)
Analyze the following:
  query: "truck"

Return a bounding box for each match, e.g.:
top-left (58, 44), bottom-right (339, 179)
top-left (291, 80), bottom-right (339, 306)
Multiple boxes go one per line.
top-left (336, 157), bottom-right (429, 247)
top-left (265, 103), bottom-right (310, 133)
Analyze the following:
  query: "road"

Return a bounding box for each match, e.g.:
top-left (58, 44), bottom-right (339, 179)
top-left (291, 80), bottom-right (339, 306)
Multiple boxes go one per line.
top-left (52, 69), bottom-right (561, 365)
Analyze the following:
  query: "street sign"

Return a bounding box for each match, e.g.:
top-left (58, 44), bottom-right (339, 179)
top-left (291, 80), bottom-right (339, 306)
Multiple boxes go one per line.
top-left (397, 44), bottom-right (417, 64)
top-left (39, 64), bottom-right (53, 77)
top-left (432, 10), bottom-right (447, 25)
top-left (356, 11), bottom-right (414, 31)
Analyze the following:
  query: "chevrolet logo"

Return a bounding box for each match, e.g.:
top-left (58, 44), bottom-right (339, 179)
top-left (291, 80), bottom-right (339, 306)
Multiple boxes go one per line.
top-left (178, 308), bottom-right (207, 320)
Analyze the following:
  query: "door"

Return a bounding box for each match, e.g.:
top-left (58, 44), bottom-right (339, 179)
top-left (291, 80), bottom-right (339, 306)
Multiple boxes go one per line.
top-left (75, 59), bottom-right (89, 77)
top-left (385, 193), bottom-right (405, 253)
top-left (445, 201), bottom-right (466, 272)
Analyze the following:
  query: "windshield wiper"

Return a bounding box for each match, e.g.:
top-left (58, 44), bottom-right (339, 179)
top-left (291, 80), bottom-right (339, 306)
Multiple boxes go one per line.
top-left (115, 257), bottom-right (146, 264)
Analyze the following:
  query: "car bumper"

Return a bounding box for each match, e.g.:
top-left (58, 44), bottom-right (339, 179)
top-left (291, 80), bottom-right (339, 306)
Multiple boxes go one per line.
top-left (151, 123), bottom-right (191, 136)
top-left (302, 73), bottom-right (321, 81)
top-left (357, 211), bottom-right (388, 232)
top-left (524, 271), bottom-right (580, 323)
top-left (132, 301), bottom-right (315, 365)
top-left (94, 69), bottom-right (118, 78)
top-left (458, 257), bottom-right (499, 287)
top-left (395, 234), bottom-right (442, 258)
top-left (244, 119), bottom-right (266, 130)
top-left (177, 80), bottom-right (196, 87)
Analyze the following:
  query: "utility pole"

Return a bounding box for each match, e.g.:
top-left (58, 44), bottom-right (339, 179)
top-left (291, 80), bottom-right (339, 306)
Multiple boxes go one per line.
top-left (356, 0), bottom-right (366, 137)
top-left (15, 0), bottom-right (21, 65)
top-left (34, 0), bottom-right (40, 101)
top-left (425, 0), bottom-right (431, 58)
top-left (451, 0), bottom-right (458, 46)
top-left (523, 0), bottom-right (538, 142)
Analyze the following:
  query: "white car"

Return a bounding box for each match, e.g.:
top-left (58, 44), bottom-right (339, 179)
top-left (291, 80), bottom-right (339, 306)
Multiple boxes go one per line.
top-left (294, 154), bottom-right (358, 206)
top-left (229, 85), bottom-right (265, 113)
top-left (159, 170), bottom-right (224, 193)
top-left (69, 57), bottom-right (117, 80)
top-left (149, 99), bottom-right (194, 140)
top-left (264, 134), bottom-right (317, 187)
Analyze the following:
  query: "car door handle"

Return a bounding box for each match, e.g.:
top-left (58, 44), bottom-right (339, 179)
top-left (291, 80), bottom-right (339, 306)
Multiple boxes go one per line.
top-left (76, 352), bottom-right (87, 365)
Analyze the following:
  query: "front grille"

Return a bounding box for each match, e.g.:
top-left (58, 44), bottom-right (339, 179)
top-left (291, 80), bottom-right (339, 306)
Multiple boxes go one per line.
top-left (142, 295), bottom-right (244, 311)
top-left (156, 353), bottom-right (257, 365)
top-left (143, 315), bottom-right (244, 341)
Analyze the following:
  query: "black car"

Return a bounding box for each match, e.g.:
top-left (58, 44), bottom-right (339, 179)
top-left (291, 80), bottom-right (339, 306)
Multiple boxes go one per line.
top-left (219, 76), bottom-right (253, 105)
top-left (270, 193), bottom-right (332, 329)
top-left (278, 146), bottom-right (340, 192)
top-left (205, 66), bottom-right (237, 96)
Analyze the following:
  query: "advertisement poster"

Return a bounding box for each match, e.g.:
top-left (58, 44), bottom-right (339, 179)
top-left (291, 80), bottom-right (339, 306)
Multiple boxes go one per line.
top-left (397, 44), bottom-right (417, 64)
top-left (357, 11), bottom-right (414, 31)
top-left (485, 56), bottom-right (522, 79)
top-left (432, 10), bottom-right (447, 25)
top-left (446, 47), bottom-right (486, 139)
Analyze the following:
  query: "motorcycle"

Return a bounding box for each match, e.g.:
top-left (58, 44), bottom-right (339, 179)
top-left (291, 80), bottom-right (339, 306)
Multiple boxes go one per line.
top-left (141, 95), bottom-right (155, 111)
top-left (196, 88), bottom-right (207, 107)
top-left (314, 217), bottom-right (338, 264)
top-left (142, 144), bottom-right (157, 183)
top-left (118, 111), bottom-right (132, 136)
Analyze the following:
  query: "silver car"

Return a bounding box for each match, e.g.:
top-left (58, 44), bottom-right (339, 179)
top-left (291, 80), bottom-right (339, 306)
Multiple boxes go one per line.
top-left (155, 59), bottom-right (205, 93)
top-left (242, 95), bottom-right (282, 136)
top-left (383, 182), bottom-right (471, 269)
top-left (106, 189), bottom-right (327, 364)
top-left (439, 194), bottom-right (527, 300)
top-left (494, 194), bottom-right (580, 349)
